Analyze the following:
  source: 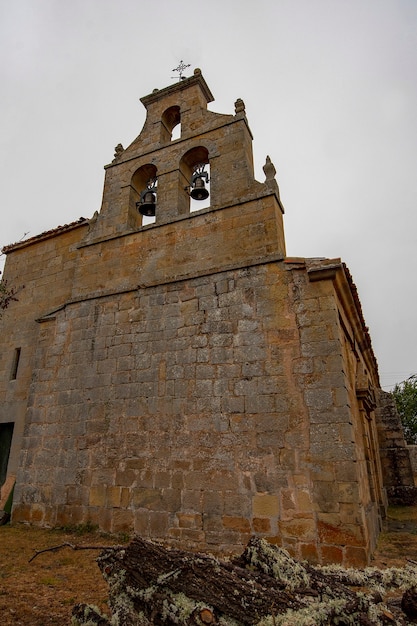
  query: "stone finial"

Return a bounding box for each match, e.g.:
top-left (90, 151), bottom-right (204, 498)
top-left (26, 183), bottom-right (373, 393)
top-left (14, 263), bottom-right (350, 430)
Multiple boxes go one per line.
top-left (263, 155), bottom-right (276, 181)
top-left (234, 98), bottom-right (245, 114)
top-left (263, 155), bottom-right (281, 199)
top-left (113, 143), bottom-right (124, 162)
top-left (89, 210), bottom-right (99, 225)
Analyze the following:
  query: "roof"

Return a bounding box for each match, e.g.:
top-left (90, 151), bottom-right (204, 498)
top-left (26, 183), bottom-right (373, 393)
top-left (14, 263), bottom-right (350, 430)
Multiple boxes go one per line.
top-left (285, 256), bottom-right (380, 384)
top-left (140, 68), bottom-right (214, 108)
top-left (2, 217), bottom-right (89, 254)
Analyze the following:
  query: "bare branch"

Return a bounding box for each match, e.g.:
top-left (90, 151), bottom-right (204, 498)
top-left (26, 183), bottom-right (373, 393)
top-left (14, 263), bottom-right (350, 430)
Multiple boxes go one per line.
top-left (29, 542), bottom-right (119, 563)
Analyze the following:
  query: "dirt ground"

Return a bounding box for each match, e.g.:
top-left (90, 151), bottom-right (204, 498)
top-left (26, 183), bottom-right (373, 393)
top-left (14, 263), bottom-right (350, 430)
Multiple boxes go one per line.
top-left (0, 522), bottom-right (127, 625)
top-left (0, 507), bottom-right (417, 626)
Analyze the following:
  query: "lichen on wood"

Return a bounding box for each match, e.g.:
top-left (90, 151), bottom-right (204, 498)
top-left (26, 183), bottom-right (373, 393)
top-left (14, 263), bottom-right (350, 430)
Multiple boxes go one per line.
top-left (71, 536), bottom-right (417, 626)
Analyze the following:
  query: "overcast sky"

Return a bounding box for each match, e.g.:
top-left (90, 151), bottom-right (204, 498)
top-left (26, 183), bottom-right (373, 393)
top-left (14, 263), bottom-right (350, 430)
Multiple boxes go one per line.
top-left (1, 0), bottom-right (416, 390)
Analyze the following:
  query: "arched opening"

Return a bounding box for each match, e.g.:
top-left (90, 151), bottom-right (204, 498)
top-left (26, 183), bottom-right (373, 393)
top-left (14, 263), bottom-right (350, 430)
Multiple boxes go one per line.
top-left (178, 146), bottom-right (210, 214)
top-left (130, 163), bottom-right (158, 225)
top-left (161, 106), bottom-right (181, 143)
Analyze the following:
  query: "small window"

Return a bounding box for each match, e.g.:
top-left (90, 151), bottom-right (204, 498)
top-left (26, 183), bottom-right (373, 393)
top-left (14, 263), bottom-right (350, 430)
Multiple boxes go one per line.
top-left (161, 106), bottom-right (181, 142)
top-left (10, 348), bottom-right (21, 380)
top-left (0, 422), bottom-right (14, 486)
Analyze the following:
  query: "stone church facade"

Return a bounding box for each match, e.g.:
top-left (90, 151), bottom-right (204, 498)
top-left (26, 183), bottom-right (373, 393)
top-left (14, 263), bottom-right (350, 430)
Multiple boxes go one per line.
top-left (0, 70), bottom-right (412, 565)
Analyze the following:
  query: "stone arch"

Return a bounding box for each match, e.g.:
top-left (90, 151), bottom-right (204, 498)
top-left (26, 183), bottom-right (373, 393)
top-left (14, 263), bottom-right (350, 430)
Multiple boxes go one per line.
top-left (130, 163), bottom-right (158, 225)
top-left (161, 106), bottom-right (181, 143)
top-left (178, 146), bottom-right (210, 214)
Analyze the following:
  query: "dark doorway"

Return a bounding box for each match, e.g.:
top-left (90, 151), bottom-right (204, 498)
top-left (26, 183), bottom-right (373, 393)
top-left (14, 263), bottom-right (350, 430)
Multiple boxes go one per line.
top-left (0, 423), bottom-right (14, 486)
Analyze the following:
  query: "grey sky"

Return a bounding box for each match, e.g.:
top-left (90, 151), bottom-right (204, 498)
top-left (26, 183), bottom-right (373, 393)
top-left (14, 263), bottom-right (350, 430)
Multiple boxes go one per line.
top-left (1, 0), bottom-right (416, 390)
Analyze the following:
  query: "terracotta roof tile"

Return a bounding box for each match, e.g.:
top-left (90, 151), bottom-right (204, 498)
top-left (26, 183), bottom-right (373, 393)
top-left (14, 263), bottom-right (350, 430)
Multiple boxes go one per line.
top-left (2, 217), bottom-right (88, 254)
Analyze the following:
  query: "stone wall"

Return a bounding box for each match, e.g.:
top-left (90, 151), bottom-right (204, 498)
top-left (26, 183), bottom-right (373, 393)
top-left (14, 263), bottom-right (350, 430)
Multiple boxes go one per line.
top-left (375, 390), bottom-right (417, 505)
top-left (0, 222), bottom-right (88, 481)
top-left (14, 264), bottom-right (305, 554)
top-left (10, 255), bottom-right (382, 565)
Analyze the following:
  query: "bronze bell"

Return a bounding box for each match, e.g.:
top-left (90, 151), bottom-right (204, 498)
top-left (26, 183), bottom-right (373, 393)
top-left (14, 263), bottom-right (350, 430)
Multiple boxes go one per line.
top-left (190, 164), bottom-right (209, 201)
top-left (137, 179), bottom-right (157, 216)
top-left (190, 176), bottom-right (209, 201)
top-left (138, 191), bottom-right (156, 216)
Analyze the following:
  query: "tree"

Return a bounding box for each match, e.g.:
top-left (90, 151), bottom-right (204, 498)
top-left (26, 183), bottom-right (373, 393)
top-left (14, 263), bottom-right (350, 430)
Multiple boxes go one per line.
top-left (0, 274), bottom-right (18, 317)
top-left (0, 236), bottom-right (28, 317)
top-left (392, 375), bottom-right (417, 445)
top-left (0, 250), bottom-right (18, 318)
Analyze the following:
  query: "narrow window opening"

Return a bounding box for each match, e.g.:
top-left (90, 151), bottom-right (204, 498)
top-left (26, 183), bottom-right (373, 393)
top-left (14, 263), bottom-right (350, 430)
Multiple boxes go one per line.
top-left (10, 348), bottom-right (21, 380)
top-left (161, 106), bottom-right (181, 143)
top-left (0, 422), bottom-right (14, 486)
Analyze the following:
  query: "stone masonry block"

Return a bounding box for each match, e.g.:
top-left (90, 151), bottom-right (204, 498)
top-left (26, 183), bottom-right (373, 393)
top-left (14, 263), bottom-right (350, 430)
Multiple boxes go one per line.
top-left (134, 510), bottom-right (150, 536)
top-left (280, 488), bottom-right (296, 517)
top-left (202, 490), bottom-right (223, 515)
top-left (177, 513), bottom-right (202, 529)
top-left (222, 516), bottom-right (251, 533)
top-left (300, 543), bottom-right (319, 564)
top-left (337, 482), bottom-right (360, 504)
top-left (161, 488), bottom-right (181, 510)
top-left (313, 481), bottom-right (340, 513)
top-left (202, 512), bottom-right (223, 532)
top-left (318, 516), bottom-right (365, 548)
top-left (309, 408), bottom-right (348, 424)
top-left (292, 489), bottom-right (314, 514)
top-left (279, 518), bottom-right (316, 541)
top-left (252, 494), bottom-right (279, 517)
top-left (112, 508), bottom-right (134, 533)
top-left (182, 489), bottom-right (202, 512)
top-left (253, 517), bottom-right (271, 533)
top-left (343, 546), bottom-right (368, 568)
top-left (132, 488), bottom-right (162, 509)
top-left (305, 388), bottom-right (333, 410)
top-left (300, 326), bottom-right (331, 343)
top-left (301, 340), bottom-right (341, 358)
top-left (213, 378), bottom-right (229, 396)
top-left (223, 494), bottom-right (251, 517)
top-left (221, 396), bottom-right (245, 413)
top-left (256, 431), bottom-right (284, 449)
top-left (320, 545), bottom-right (344, 565)
top-left (149, 511), bottom-right (169, 536)
top-left (89, 485), bottom-right (106, 507)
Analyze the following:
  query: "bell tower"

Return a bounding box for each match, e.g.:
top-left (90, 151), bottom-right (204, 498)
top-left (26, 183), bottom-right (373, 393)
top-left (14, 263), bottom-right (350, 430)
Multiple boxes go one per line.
top-left (83, 68), bottom-right (286, 262)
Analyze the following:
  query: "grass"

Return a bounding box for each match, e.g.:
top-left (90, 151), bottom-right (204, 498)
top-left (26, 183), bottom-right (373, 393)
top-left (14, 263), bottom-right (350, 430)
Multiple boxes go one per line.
top-left (0, 507), bottom-right (416, 625)
top-left (0, 523), bottom-right (129, 625)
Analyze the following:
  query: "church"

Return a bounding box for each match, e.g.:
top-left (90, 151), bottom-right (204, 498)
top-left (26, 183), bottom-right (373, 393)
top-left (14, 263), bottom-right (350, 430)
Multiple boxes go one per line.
top-left (0, 69), bottom-right (413, 566)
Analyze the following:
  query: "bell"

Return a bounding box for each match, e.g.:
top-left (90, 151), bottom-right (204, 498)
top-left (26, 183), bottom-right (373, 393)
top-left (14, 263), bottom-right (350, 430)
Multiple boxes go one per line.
top-left (190, 176), bottom-right (209, 201)
top-left (137, 191), bottom-right (156, 216)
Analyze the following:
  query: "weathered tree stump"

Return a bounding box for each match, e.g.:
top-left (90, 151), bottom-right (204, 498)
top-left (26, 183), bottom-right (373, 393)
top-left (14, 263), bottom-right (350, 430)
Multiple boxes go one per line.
top-left (71, 536), bottom-right (417, 625)
top-left (402, 587), bottom-right (417, 621)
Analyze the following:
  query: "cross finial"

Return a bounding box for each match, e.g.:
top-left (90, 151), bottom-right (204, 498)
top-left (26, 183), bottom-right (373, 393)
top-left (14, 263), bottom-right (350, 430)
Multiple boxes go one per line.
top-left (172, 60), bottom-right (190, 81)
